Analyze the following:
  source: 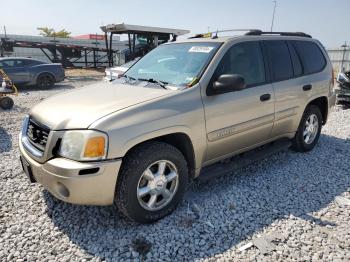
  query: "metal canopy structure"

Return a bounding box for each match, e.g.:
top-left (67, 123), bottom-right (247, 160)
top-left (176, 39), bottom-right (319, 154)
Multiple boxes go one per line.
top-left (0, 37), bottom-right (119, 68)
top-left (101, 23), bottom-right (190, 36)
top-left (101, 23), bottom-right (190, 67)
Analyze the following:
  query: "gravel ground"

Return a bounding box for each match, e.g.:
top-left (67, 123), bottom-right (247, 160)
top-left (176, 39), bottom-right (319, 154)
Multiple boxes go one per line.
top-left (1, 79), bottom-right (349, 261)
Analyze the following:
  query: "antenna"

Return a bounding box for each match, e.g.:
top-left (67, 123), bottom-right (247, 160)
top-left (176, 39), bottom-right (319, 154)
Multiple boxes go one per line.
top-left (270, 1), bottom-right (277, 32)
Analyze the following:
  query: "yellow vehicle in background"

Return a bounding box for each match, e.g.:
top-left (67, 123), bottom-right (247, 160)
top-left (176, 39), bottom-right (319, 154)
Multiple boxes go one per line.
top-left (0, 69), bottom-right (17, 110)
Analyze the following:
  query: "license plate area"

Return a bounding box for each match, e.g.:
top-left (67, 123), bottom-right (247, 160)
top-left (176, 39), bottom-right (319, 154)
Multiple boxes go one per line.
top-left (20, 156), bottom-right (36, 183)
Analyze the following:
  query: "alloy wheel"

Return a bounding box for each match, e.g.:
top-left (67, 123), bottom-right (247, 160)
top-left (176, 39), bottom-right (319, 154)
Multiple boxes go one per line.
top-left (137, 160), bottom-right (179, 211)
top-left (303, 113), bottom-right (319, 144)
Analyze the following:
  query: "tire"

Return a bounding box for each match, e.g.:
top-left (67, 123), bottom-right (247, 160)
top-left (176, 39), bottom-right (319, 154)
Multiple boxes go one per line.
top-left (37, 73), bottom-right (55, 88)
top-left (292, 105), bottom-right (323, 152)
top-left (115, 141), bottom-right (188, 223)
top-left (0, 97), bottom-right (14, 110)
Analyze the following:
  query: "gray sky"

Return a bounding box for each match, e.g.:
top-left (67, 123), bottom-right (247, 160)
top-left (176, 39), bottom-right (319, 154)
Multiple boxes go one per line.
top-left (1, 0), bottom-right (349, 47)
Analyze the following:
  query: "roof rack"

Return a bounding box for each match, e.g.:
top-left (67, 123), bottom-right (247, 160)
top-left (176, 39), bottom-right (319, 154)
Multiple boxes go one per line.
top-left (245, 30), bottom-right (312, 38)
top-left (189, 29), bottom-right (312, 39)
top-left (188, 29), bottom-right (260, 39)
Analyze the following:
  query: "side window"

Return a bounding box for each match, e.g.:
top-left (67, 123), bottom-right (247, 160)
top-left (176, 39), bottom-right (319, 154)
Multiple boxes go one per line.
top-left (14, 60), bottom-right (26, 67)
top-left (265, 41), bottom-right (293, 81)
top-left (287, 42), bottom-right (303, 76)
top-left (22, 60), bottom-right (32, 66)
top-left (292, 41), bottom-right (326, 74)
top-left (214, 41), bottom-right (265, 86)
top-left (1, 60), bottom-right (15, 68)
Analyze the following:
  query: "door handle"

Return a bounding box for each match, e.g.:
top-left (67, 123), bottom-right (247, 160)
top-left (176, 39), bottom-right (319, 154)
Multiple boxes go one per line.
top-left (260, 93), bottom-right (271, 102)
top-left (303, 84), bottom-right (312, 91)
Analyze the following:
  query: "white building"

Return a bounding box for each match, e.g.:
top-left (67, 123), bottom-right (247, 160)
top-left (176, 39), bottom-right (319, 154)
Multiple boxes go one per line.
top-left (327, 47), bottom-right (350, 73)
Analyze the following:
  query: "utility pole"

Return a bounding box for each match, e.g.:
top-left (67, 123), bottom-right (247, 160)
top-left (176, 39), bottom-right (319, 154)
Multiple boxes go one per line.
top-left (341, 41), bottom-right (348, 72)
top-left (1, 26), bottom-right (7, 57)
top-left (270, 1), bottom-right (277, 32)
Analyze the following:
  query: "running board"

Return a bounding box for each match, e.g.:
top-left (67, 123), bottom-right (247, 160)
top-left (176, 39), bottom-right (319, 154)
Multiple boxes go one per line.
top-left (198, 139), bottom-right (292, 182)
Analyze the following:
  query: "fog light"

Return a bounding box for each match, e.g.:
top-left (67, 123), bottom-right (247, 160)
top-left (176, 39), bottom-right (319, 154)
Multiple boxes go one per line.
top-left (56, 182), bottom-right (70, 198)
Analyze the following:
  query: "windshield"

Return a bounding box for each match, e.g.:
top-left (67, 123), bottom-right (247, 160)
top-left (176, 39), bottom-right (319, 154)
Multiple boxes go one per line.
top-left (125, 42), bottom-right (221, 87)
top-left (122, 58), bottom-right (139, 68)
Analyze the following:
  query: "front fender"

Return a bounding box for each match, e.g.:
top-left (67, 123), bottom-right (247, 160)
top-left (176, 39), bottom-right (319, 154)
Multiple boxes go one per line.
top-left (90, 86), bottom-right (208, 170)
top-left (120, 126), bottom-right (193, 156)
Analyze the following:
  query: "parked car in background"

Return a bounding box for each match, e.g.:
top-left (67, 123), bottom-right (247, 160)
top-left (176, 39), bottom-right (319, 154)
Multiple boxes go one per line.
top-left (336, 69), bottom-right (350, 104)
top-left (104, 58), bottom-right (139, 81)
top-left (0, 57), bottom-right (65, 88)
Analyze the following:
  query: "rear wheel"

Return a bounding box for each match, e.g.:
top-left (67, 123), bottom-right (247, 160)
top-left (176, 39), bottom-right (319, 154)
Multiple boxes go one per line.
top-left (292, 105), bottom-right (322, 152)
top-left (0, 96), bottom-right (14, 110)
top-left (115, 141), bottom-right (188, 223)
top-left (37, 74), bottom-right (54, 88)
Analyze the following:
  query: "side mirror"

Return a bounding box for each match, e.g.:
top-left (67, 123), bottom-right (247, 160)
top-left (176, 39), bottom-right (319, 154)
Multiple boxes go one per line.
top-left (211, 74), bottom-right (245, 95)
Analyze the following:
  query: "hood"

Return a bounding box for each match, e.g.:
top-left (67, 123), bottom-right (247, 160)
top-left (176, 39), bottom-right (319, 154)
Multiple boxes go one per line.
top-left (30, 82), bottom-right (171, 130)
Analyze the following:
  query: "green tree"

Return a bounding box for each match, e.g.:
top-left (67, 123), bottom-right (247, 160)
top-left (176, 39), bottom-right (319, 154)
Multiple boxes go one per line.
top-left (37, 27), bottom-right (71, 38)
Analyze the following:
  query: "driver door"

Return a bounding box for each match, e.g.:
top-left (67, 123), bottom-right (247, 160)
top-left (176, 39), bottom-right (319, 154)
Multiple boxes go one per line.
top-left (201, 41), bottom-right (275, 162)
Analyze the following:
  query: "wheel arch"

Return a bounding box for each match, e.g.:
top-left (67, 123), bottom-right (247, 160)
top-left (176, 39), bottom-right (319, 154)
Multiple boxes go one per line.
top-left (35, 71), bottom-right (56, 83)
top-left (122, 132), bottom-right (196, 180)
top-left (306, 96), bottom-right (328, 125)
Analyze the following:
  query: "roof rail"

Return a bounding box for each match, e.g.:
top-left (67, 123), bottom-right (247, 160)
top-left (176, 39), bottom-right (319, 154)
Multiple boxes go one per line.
top-left (188, 29), bottom-right (261, 39)
top-left (245, 30), bottom-right (312, 38)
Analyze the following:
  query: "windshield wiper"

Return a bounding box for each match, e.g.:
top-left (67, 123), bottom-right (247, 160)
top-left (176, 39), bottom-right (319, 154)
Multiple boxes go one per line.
top-left (138, 78), bottom-right (168, 89)
top-left (121, 74), bottom-right (136, 82)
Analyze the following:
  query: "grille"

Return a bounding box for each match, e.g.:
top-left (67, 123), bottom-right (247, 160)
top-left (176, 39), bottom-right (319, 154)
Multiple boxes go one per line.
top-left (26, 118), bottom-right (50, 151)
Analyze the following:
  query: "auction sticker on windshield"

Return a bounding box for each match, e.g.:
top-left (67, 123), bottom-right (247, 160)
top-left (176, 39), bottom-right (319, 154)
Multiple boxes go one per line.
top-left (188, 46), bottom-right (214, 53)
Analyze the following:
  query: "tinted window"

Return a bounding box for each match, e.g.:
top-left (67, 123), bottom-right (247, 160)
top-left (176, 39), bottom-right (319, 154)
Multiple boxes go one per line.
top-left (292, 41), bottom-right (326, 74)
top-left (22, 60), bottom-right (33, 66)
top-left (265, 41), bottom-right (293, 81)
top-left (287, 42), bottom-right (303, 76)
top-left (214, 41), bottom-right (265, 86)
top-left (14, 60), bottom-right (26, 67)
top-left (0, 59), bottom-right (27, 67)
top-left (30, 60), bottom-right (44, 66)
top-left (0, 60), bottom-right (16, 68)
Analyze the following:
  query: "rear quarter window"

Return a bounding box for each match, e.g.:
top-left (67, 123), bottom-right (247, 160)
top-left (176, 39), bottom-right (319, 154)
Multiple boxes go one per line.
top-left (287, 42), bottom-right (303, 76)
top-left (292, 41), bottom-right (326, 74)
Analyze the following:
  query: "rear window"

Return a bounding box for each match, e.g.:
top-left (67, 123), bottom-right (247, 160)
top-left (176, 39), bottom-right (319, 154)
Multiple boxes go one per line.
top-left (265, 41), bottom-right (294, 81)
top-left (292, 41), bottom-right (326, 74)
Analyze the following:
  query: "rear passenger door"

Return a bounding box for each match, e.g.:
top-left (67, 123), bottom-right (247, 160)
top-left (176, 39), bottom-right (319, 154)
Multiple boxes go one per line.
top-left (13, 59), bottom-right (31, 84)
top-left (264, 40), bottom-right (306, 137)
top-left (265, 40), bottom-right (328, 137)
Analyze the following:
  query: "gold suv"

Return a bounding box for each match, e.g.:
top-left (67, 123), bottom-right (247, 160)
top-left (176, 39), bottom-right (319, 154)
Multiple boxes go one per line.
top-left (19, 31), bottom-right (336, 223)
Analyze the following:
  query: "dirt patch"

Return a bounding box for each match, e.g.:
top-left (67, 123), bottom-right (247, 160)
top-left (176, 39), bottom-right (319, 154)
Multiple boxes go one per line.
top-left (65, 68), bottom-right (105, 77)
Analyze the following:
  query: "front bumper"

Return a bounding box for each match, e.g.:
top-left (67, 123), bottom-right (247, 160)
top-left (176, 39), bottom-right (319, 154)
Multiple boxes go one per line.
top-left (19, 138), bottom-right (122, 205)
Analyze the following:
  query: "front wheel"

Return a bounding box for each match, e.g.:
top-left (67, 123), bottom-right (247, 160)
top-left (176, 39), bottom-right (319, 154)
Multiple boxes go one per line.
top-left (292, 105), bottom-right (323, 152)
top-left (115, 141), bottom-right (188, 223)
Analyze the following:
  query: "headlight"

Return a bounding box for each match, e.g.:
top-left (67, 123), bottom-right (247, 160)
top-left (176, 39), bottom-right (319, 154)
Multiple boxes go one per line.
top-left (58, 130), bottom-right (108, 161)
